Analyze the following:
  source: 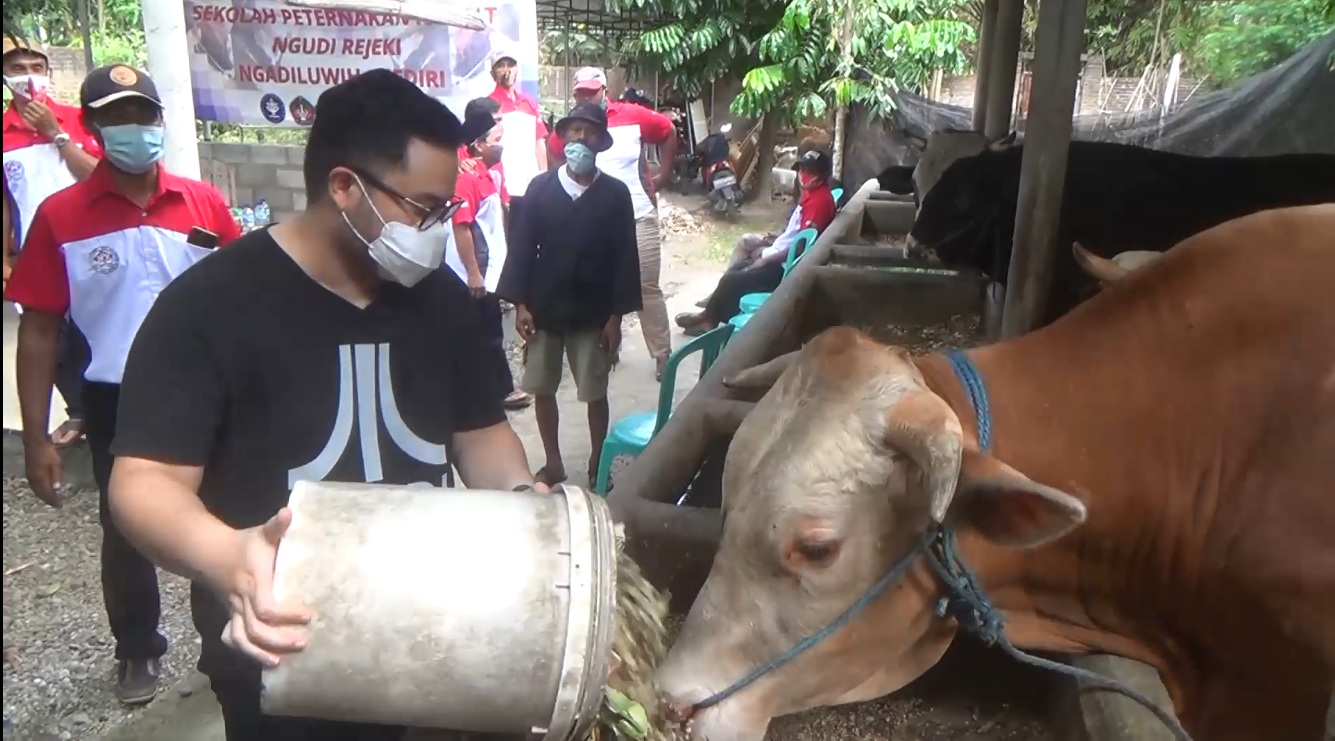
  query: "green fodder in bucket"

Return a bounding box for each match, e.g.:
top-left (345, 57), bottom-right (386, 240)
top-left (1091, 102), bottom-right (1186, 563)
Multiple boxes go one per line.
top-left (592, 529), bottom-right (689, 741)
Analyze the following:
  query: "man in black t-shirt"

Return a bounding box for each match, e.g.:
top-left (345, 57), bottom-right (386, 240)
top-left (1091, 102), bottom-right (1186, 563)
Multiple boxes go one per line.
top-left (106, 70), bottom-right (539, 740)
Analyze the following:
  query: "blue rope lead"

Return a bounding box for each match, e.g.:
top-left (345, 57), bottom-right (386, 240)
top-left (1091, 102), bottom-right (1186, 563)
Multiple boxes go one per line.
top-left (940, 350), bottom-right (1193, 741)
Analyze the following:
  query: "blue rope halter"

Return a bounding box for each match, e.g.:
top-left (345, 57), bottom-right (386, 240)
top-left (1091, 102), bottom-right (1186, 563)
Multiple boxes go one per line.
top-left (691, 349), bottom-right (1193, 741)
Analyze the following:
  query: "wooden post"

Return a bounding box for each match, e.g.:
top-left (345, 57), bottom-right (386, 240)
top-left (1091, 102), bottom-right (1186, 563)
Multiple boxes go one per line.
top-left (983, 0), bottom-right (1023, 140)
top-left (1000, 0), bottom-right (1088, 337)
top-left (971, 0), bottom-right (998, 132)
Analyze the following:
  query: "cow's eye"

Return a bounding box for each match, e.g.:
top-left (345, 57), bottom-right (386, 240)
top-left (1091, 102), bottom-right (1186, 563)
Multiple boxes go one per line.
top-left (794, 538), bottom-right (841, 567)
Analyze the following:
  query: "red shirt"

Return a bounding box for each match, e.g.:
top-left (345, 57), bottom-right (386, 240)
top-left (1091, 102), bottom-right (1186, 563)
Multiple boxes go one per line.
top-left (5, 163), bottom-right (240, 382)
top-left (798, 182), bottom-right (838, 233)
top-left (3, 98), bottom-right (102, 247)
top-left (456, 147), bottom-right (509, 206)
top-left (488, 85), bottom-right (548, 140)
top-left (452, 160), bottom-right (501, 226)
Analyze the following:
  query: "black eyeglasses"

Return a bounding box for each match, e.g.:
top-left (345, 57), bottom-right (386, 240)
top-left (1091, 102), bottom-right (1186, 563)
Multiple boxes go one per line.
top-left (350, 167), bottom-right (463, 230)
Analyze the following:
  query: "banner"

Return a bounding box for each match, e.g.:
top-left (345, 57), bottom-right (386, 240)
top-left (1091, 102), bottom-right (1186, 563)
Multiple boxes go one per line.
top-left (184, 0), bottom-right (540, 126)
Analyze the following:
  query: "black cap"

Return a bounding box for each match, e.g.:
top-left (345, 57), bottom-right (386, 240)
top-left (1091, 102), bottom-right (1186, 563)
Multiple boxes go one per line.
top-left (81, 64), bottom-right (162, 110)
top-left (797, 149), bottom-right (833, 179)
top-left (554, 102), bottom-right (613, 153)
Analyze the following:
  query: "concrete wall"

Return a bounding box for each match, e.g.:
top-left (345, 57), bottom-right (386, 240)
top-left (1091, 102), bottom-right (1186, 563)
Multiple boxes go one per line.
top-left (197, 141), bottom-right (307, 219)
top-left (45, 46), bottom-right (89, 105)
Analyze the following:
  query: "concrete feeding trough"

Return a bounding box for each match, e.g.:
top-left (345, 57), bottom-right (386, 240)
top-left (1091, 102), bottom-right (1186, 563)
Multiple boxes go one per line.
top-left (606, 179), bottom-right (1177, 739)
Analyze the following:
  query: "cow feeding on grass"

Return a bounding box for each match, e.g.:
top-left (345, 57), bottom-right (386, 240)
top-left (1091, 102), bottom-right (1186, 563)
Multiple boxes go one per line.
top-left (657, 204), bottom-right (1335, 741)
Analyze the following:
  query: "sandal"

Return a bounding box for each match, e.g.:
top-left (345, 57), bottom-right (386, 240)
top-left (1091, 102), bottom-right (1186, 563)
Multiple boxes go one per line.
top-left (534, 466), bottom-right (568, 487)
top-left (51, 418), bottom-right (85, 448)
top-left (504, 391), bottom-right (533, 410)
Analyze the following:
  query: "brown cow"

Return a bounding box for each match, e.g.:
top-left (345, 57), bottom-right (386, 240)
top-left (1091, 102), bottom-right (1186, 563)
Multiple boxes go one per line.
top-left (658, 204), bottom-right (1335, 741)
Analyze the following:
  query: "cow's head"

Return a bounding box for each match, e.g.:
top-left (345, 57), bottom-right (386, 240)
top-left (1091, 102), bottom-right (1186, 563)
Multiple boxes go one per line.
top-left (1073, 242), bottom-right (1164, 286)
top-left (658, 328), bottom-right (1086, 740)
top-left (906, 142), bottom-right (1022, 273)
top-left (876, 130), bottom-right (1016, 214)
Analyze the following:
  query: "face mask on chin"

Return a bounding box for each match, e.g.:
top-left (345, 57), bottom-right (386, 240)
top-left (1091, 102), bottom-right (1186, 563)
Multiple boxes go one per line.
top-left (342, 174), bottom-right (447, 287)
top-left (4, 74), bottom-right (49, 101)
top-left (482, 145), bottom-right (503, 167)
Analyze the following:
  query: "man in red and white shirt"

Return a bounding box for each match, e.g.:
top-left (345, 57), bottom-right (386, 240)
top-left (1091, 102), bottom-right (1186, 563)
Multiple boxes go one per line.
top-left (4, 35), bottom-right (103, 444)
top-left (5, 64), bottom-right (238, 705)
top-left (548, 67), bottom-right (679, 379)
top-left (447, 99), bottom-right (531, 410)
top-left (487, 50), bottom-right (548, 208)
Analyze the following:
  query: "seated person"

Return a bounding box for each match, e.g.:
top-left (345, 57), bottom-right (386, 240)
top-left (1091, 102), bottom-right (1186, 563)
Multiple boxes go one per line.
top-left (676, 150), bottom-right (836, 336)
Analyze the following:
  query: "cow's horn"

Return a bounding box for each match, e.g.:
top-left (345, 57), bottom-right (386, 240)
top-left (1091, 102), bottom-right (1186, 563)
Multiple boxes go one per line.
top-left (882, 389), bottom-right (965, 523)
top-left (1072, 242), bottom-right (1129, 284)
top-left (722, 351), bottom-right (798, 392)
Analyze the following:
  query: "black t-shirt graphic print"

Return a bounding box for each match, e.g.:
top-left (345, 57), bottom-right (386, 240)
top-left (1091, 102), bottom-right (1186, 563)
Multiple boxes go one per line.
top-left (111, 229), bottom-right (506, 696)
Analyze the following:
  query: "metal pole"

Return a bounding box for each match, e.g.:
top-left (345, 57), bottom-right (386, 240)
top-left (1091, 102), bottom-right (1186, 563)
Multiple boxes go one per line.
top-left (971, 0), bottom-right (998, 132)
top-left (983, 0), bottom-right (1022, 140)
top-left (1000, 0), bottom-right (1088, 337)
top-left (76, 0), bottom-right (95, 74)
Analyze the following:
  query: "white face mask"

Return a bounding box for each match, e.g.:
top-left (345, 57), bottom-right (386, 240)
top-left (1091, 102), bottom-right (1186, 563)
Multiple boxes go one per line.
top-left (343, 175), bottom-right (447, 288)
top-left (4, 74), bottom-right (49, 100)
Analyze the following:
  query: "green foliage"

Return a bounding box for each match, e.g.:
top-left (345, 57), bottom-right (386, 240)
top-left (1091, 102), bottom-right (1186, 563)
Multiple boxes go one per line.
top-left (613, 0), bottom-right (973, 123)
top-left (731, 0), bottom-right (974, 123)
top-left (1174, 0), bottom-right (1334, 84)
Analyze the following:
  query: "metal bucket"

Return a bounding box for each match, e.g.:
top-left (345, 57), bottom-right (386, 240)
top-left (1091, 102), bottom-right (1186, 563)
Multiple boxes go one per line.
top-left (260, 481), bottom-right (618, 739)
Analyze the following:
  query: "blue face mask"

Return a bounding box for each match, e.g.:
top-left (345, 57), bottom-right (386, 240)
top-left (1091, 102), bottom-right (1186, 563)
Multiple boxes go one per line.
top-left (99, 123), bottom-right (165, 174)
top-left (564, 141), bottom-right (596, 175)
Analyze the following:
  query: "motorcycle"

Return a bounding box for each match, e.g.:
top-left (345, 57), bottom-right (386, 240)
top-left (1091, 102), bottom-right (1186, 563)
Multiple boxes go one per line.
top-left (699, 122), bottom-right (743, 219)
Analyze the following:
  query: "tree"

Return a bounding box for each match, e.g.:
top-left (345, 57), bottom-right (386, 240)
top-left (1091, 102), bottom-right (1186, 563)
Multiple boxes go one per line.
top-left (1173, 0), bottom-right (1333, 85)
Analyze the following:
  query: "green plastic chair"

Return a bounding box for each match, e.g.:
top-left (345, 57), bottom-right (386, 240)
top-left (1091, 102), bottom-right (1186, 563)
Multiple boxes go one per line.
top-left (728, 311), bottom-right (754, 332)
top-left (737, 227), bottom-right (820, 315)
top-left (831, 187), bottom-right (844, 206)
top-left (594, 324), bottom-right (735, 494)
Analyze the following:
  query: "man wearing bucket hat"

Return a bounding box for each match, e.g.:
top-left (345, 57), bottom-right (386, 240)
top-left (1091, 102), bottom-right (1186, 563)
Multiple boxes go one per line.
top-left (548, 66), bottom-right (678, 380)
top-left (498, 101), bottom-right (641, 488)
top-left (487, 48), bottom-right (548, 208)
top-left (107, 69), bottom-right (540, 739)
top-left (4, 34), bottom-right (103, 447)
top-left (6, 63), bottom-right (240, 705)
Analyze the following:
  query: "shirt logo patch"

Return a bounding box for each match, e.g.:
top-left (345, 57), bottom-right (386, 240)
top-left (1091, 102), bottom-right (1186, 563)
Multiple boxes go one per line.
top-left (3, 159), bottom-right (22, 186)
top-left (89, 246), bottom-right (121, 274)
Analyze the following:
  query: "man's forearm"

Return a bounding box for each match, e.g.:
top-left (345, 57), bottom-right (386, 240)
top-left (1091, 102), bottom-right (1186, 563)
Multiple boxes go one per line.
top-left (16, 313), bottom-right (61, 442)
top-left (109, 458), bottom-right (241, 593)
top-left (453, 422), bottom-right (534, 490)
top-left (61, 146), bottom-right (98, 180)
top-left (453, 224), bottom-right (482, 278)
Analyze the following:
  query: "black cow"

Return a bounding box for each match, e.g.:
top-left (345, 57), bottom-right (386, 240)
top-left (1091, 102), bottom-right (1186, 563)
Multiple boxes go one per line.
top-left (905, 141), bottom-right (1335, 325)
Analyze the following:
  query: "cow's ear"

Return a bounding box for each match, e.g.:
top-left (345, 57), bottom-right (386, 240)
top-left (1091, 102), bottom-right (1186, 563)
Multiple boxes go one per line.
top-left (877, 165), bottom-right (916, 195)
top-left (723, 351), bottom-right (798, 392)
top-left (988, 131), bottom-right (1018, 151)
top-left (947, 450), bottom-right (1086, 548)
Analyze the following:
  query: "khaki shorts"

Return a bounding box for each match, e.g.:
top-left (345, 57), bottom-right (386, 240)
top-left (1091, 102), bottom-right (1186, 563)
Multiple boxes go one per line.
top-left (521, 329), bottom-right (613, 403)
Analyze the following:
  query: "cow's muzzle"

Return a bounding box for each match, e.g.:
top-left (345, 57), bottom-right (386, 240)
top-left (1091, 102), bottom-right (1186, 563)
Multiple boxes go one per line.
top-left (904, 235), bottom-right (938, 262)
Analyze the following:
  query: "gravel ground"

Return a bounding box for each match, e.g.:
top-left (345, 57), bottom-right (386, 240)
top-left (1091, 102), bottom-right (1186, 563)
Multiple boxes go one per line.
top-left (2, 476), bottom-right (199, 741)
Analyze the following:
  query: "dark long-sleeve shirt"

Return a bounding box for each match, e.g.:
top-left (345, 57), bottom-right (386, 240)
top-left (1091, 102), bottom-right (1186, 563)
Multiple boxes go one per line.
top-left (497, 168), bottom-right (642, 333)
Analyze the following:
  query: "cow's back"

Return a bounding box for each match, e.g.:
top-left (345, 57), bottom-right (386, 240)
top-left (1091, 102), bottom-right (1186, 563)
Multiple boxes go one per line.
top-left (1027, 204), bottom-right (1335, 672)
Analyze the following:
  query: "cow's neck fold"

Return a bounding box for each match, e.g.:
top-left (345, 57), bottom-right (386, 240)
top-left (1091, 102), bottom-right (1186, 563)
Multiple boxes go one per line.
top-left (913, 348), bottom-right (1183, 680)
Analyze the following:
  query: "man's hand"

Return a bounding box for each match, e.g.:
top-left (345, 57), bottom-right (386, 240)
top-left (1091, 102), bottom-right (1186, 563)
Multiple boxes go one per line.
top-left (218, 508), bottom-right (313, 668)
top-left (24, 436), bottom-right (63, 508)
top-left (514, 305), bottom-right (536, 340)
top-left (460, 158), bottom-right (482, 176)
top-left (601, 315), bottom-right (623, 362)
top-left (20, 100), bottom-right (61, 140)
top-left (467, 270), bottom-right (486, 298)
